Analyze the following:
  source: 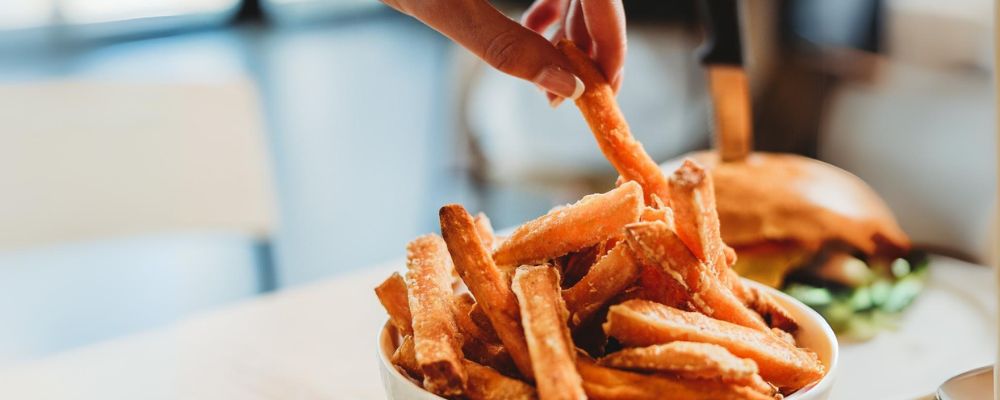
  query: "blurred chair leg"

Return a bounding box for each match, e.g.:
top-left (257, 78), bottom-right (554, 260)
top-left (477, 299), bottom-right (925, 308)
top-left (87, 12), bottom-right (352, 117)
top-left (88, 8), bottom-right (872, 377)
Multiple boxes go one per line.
top-left (254, 239), bottom-right (278, 293)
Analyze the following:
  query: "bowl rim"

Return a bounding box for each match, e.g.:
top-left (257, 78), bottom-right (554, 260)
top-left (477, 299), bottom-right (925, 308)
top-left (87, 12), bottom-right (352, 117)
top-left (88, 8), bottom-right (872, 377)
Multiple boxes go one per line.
top-left (377, 278), bottom-right (839, 399)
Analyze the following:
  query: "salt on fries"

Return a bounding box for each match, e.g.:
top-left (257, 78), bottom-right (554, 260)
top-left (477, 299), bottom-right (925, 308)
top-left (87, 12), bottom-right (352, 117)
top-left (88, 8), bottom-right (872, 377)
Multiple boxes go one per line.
top-left (375, 41), bottom-right (825, 399)
top-left (440, 205), bottom-right (534, 379)
top-left (596, 342), bottom-right (776, 396)
top-left (512, 265), bottom-right (586, 400)
top-left (493, 181), bottom-right (643, 267)
top-left (577, 359), bottom-right (774, 400)
top-left (562, 242), bottom-right (641, 329)
top-left (604, 299), bottom-right (824, 391)
top-left (406, 235), bottom-right (467, 396)
top-left (375, 272), bottom-right (412, 336)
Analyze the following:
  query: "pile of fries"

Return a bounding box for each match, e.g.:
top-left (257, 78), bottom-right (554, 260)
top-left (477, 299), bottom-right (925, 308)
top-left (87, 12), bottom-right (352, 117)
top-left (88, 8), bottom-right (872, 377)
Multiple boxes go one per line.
top-left (374, 41), bottom-right (825, 400)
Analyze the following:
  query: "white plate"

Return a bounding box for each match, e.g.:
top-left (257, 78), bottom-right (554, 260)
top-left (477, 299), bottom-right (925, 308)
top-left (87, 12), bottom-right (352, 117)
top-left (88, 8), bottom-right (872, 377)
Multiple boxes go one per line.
top-left (830, 256), bottom-right (997, 400)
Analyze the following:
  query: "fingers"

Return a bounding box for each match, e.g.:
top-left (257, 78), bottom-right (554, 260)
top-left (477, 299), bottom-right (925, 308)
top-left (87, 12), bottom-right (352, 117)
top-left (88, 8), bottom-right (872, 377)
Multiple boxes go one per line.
top-left (521, 0), bottom-right (568, 35)
top-left (580, 0), bottom-right (627, 92)
top-left (565, 0), bottom-right (592, 55)
top-left (387, 0), bottom-right (584, 100)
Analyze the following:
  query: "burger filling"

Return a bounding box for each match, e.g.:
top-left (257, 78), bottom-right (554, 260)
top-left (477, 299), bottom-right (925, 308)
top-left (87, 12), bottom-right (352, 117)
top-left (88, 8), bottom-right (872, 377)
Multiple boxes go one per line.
top-left (733, 243), bottom-right (928, 340)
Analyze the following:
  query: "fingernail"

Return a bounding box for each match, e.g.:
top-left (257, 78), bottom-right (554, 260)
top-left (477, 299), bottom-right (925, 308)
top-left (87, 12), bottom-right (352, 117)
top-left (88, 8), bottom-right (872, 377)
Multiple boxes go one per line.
top-left (548, 95), bottom-right (564, 108)
top-left (534, 66), bottom-right (585, 101)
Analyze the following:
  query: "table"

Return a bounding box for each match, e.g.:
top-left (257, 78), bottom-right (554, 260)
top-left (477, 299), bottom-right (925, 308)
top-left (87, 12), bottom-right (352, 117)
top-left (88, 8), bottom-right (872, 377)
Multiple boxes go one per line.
top-left (0, 256), bottom-right (993, 399)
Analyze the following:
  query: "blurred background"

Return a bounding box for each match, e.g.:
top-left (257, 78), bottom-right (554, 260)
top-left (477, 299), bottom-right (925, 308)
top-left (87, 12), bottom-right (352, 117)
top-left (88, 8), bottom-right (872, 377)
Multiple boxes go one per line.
top-left (0, 0), bottom-right (993, 369)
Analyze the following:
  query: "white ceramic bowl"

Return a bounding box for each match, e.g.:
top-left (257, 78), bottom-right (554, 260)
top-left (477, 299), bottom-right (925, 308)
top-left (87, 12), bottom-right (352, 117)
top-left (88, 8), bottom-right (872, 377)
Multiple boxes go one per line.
top-left (377, 278), bottom-right (838, 400)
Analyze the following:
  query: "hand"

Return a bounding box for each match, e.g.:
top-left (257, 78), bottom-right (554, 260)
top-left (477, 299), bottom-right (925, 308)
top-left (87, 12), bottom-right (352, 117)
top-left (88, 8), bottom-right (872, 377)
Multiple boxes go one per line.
top-left (522, 0), bottom-right (627, 93)
top-left (382, 0), bottom-right (626, 103)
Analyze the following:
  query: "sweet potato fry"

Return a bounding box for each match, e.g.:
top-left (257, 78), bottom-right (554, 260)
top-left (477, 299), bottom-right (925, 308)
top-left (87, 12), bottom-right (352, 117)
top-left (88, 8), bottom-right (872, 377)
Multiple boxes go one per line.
top-left (577, 359), bottom-right (774, 400)
top-left (375, 272), bottom-right (412, 336)
top-left (464, 359), bottom-right (538, 400)
top-left (639, 206), bottom-right (672, 225)
top-left (511, 265), bottom-right (586, 400)
top-left (557, 244), bottom-right (604, 289)
top-left (744, 285), bottom-right (799, 333)
top-left (634, 264), bottom-right (690, 310)
top-left (474, 212), bottom-right (497, 251)
top-left (558, 40), bottom-right (671, 206)
top-left (406, 235), bottom-right (467, 396)
top-left (667, 159), bottom-right (723, 265)
top-left (440, 204), bottom-right (533, 378)
top-left (603, 299), bottom-right (824, 391)
top-left (597, 342), bottom-right (758, 384)
top-left (468, 303), bottom-right (501, 342)
top-left (493, 181), bottom-right (643, 267)
top-left (453, 294), bottom-right (516, 375)
top-left (668, 160), bottom-right (761, 309)
top-left (453, 293), bottom-right (501, 344)
top-left (624, 221), bottom-right (769, 331)
top-left (462, 334), bottom-right (517, 377)
top-left (563, 243), bottom-right (642, 328)
top-left (392, 335), bottom-right (421, 379)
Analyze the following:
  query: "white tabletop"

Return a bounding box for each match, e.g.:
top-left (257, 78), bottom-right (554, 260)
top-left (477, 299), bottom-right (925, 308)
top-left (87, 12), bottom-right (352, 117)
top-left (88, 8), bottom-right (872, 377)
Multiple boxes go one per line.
top-left (0, 256), bottom-right (993, 400)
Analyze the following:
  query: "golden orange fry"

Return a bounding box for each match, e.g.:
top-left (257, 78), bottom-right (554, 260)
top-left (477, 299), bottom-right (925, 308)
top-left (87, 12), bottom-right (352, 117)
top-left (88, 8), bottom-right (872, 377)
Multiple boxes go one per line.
top-left (375, 272), bottom-right (413, 337)
top-left (392, 335), bottom-right (421, 379)
top-left (493, 181), bottom-right (643, 267)
top-left (744, 285), bottom-right (800, 333)
top-left (563, 242), bottom-right (642, 328)
top-left (406, 234), bottom-right (467, 396)
top-left (577, 359), bottom-right (774, 400)
top-left (453, 293), bottom-right (501, 344)
top-left (558, 40), bottom-right (671, 206)
top-left (464, 359), bottom-right (539, 400)
top-left (639, 206), bottom-right (673, 225)
top-left (558, 243), bottom-right (604, 289)
top-left (624, 221), bottom-right (769, 331)
top-left (511, 265), bottom-right (586, 400)
top-left (474, 212), bottom-right (497, 251)
top-left (668, 159), bottom-right (723, 266)
top-left (667, 160), bottom-right (759, 309)
top-left (634, 263), bottom-right (691, 310)
top-left (453, 293), bottom-right (515, 375)
top-left (462, 334), bottom-right (517, 378)
top-left (468, 303), bottom-right (501, 342)
top-left (440, 204), bottom-right (534, 379)
top-left (604, 299), bottom-right (824, 391)
top-left (597, 342), bottom-right (758, 384)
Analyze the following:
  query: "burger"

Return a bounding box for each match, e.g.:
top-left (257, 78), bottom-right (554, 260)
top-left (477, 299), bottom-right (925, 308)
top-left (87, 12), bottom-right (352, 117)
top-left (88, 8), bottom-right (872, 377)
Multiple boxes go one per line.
top-left (666, 152), bottom-right (927, 339)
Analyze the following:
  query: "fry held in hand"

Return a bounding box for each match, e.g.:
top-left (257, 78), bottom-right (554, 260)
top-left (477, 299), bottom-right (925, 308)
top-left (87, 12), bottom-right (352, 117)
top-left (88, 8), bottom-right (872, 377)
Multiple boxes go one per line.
top-left (375, 272), bottom-right (413, 336)
top-left (512, 265), bottom-right (586, 400)
top-left (493, 181), bottom-right (643, 267)
top-left (440, 204), bottom-right (533, 378)
top-left (558, 40), bottom-right (671, 206)
top-left (563, 242), bottom-right (642, 328)
top-left (604, 299), bottom-right (824, 391)
top-left (406, 234), bottom-right (467, 396)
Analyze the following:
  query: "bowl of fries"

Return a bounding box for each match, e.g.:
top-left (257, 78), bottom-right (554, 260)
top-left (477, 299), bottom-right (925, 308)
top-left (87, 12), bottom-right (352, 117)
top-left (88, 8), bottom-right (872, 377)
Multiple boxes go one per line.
top-left (374, 41), bottom-right (837, 400)
top-left (375, 171), bottom-right (838, 400)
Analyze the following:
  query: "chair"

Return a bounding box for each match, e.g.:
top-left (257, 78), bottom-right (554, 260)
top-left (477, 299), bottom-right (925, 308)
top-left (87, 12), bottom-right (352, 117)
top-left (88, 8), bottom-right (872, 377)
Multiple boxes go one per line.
top-left (0, 80), bottom-right (277, 364)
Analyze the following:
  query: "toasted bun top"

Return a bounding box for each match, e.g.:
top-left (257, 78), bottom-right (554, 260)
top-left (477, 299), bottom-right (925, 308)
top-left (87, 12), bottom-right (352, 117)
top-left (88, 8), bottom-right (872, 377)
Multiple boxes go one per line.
top-left (662, 152), bottom-right (910, 257)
